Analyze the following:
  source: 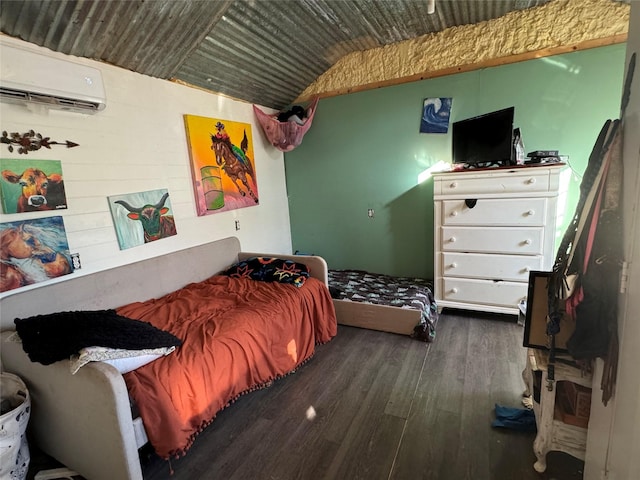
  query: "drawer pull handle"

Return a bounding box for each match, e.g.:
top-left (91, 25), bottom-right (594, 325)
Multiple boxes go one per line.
top-left (451, 288), bottom-right (458, 294)
top-left (449, 237), bottom-right (457, 243)
top-left (527, 177), bottom-right (537, 184)
top-left (527, 209), bottom-right (535, 216)
top-left (522, 267), bottom-right (530, 273)
top-left (450, 210), bottom-right (458, 217)
top-left (450, 262), bottom-right (458, 269)
top-left (450, 182), bottom-right (458, 188)
top-left (524, 239), bottom-right (532, 245)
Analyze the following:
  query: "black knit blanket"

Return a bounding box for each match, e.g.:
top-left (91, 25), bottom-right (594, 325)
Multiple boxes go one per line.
top-left (14, 309), bottom-right (182, 365)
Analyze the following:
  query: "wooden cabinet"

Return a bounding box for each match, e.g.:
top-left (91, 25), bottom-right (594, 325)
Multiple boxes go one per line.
top-left (523, 349), bottom-right (592, 472)
top-left (433, 165), bottom-right (565, 315)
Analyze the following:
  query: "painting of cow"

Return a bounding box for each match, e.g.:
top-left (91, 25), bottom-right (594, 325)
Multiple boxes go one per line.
top-left (108, 188), bottom-right (177, 250)
top-left (0, 159), bottom-right (68, 214)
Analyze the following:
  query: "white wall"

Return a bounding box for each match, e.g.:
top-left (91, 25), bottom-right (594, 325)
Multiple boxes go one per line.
top-left (585, 2), bottom-right (640, 479)
top-left (0, 35), bottom-right (292, 299)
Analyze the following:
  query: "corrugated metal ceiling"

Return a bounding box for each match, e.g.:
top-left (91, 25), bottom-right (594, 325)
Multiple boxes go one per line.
top-left (0, 0), bottom-right (627, 110)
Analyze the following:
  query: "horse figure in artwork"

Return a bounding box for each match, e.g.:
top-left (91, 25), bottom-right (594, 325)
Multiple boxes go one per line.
top-left (210, 122), bottom-right (258, 203)
top-left (1, 224), bottom-right (71, 292)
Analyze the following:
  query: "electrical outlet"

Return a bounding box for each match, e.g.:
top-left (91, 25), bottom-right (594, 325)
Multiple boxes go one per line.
top-left (235, 220), bottom-right (240, 231)
top-left (367, 208), bottom-right (375, 218)
top-left (71, 253), bottom-right (81, 270)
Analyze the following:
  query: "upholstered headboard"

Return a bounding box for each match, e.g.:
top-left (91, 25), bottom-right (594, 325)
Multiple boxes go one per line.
top-left (0, 237), bottom-right (329, 330)
top-left (0, 237), bottom-right (244, 330)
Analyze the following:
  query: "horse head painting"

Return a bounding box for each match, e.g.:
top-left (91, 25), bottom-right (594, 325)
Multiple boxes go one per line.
top-left (0, 217), bottom-right (72, 292)
top-left (210, 122), bottom-right (258, 204)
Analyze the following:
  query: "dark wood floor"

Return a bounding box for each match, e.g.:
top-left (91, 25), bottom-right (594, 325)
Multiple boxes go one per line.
top-left (142, 311), bottom-right (585, 480)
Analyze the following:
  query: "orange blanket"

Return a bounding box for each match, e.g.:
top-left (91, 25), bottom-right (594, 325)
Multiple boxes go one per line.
top-left (117, 275), bottom-right (336, 459)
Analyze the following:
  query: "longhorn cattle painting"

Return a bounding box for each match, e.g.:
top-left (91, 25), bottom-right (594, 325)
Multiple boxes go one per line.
top-left (108, 189), bottom-right (177, 250)
top-left (0, 216), bottom-right (73, 293)
top-left (0, 158), bottom-right (68, 213)
top-left (184, 115), bottom-right (259, 216)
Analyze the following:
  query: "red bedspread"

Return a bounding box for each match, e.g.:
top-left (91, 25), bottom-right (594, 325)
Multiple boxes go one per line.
top-left (116, 275), bottom-right (337, 459)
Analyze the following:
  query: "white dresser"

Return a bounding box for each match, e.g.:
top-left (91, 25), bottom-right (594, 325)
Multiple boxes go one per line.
top-left (433, 164), bottom-right (565, 315)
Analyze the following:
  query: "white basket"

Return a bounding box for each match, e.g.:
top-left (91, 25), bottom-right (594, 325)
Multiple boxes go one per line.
top-left (0, 372), bottom-right (31, 480)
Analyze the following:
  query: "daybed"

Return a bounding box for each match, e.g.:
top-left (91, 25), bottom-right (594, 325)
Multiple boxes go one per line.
top-left (0, 236), bottom-right (337, 480)
top-left (328, 269), bottom-right (438, 341)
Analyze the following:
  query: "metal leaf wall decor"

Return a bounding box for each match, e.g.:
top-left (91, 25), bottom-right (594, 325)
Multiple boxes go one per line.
top-left (1, 130), bottom-right (79, 154)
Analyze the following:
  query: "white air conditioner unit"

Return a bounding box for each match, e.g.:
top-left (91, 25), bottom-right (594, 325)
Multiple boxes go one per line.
top-left (0, 42), bottom-right (106, 114)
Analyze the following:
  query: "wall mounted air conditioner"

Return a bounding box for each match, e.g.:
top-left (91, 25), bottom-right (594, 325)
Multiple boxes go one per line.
top-left (0, 42), bottom-right (106, 114)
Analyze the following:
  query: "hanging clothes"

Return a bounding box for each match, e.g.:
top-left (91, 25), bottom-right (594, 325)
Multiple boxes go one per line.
top-left (547, 53), bottom-right (635, 405)
top-left (253, 97), bottom-right (319, 152)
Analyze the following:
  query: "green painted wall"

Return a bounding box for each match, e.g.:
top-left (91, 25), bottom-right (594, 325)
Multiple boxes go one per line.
top-left (285, 45), bottom-right (626, 279)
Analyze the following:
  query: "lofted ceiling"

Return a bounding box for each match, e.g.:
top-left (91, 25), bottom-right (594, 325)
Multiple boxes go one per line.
top-left (0, 0), bottom-right (628, 110)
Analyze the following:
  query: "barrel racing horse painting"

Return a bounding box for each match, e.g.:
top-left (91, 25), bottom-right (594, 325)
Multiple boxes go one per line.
top-left (108, 189), bottom-right (177, 250)
top-left (183, 115), bottom-right (259, 216)
top-left (210, 122), bottom-right (258, 204)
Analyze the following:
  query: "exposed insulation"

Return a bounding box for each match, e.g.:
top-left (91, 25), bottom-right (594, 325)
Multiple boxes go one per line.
top-left (299, 0), bottom-right (629, 99)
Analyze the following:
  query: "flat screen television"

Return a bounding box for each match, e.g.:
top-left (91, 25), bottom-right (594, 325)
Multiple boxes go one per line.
top-left (452, 106), bottom-right (515, 168)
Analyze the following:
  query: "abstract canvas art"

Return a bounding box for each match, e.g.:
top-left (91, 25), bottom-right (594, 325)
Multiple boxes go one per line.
top-left (0, 158), bottom-right (68, 213)
top-left (108, 188), bottom-right (177, 250)
top-left (0, 216), bottom-right (73, 292)
top-left (420, 97), bottom-right (453, 134)
top-left (184, 115), bottom-right (259, 216)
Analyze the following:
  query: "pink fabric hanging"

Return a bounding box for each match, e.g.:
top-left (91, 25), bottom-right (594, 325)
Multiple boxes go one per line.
top-left (253, 97), bottom-right (319, 152)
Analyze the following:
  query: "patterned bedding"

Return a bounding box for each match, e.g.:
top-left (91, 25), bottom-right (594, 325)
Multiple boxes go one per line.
top-left (328, 269), bottom-right (438, 341)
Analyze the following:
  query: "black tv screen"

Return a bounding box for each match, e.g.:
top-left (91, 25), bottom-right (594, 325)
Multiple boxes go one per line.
top-left (452, 107), bottom-right (515, 167)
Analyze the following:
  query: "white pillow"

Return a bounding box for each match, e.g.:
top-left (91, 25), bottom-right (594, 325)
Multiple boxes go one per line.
top-left (69, 345), bottom-right (176, 375)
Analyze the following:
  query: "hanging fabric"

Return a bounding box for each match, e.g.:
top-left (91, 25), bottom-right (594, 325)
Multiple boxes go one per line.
top-left (253, 97), bottom-right (319, 152)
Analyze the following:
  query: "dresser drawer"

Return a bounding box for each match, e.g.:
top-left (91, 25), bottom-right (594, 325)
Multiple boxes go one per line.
top-left (441, 252), bottom-right (543, 282)
top-left (441, 198), bottom-right (548, 226)
top-left (441, 278), bottom-right (528, 308)
top-left (441, 226), bottom-right (544, 255)
top-left (435, 170), bottom-right (550, 195)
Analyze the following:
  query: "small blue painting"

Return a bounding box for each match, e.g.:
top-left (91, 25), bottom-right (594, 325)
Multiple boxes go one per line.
top-left (420, 97), bottom-right (453, 134)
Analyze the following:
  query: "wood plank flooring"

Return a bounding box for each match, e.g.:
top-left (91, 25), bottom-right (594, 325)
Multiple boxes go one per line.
top-left (142, 310), bottom-right (585, 480)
